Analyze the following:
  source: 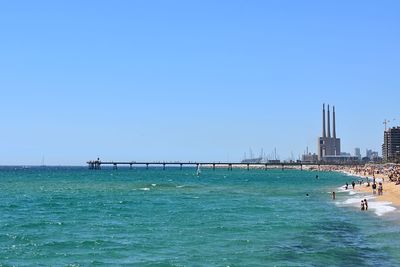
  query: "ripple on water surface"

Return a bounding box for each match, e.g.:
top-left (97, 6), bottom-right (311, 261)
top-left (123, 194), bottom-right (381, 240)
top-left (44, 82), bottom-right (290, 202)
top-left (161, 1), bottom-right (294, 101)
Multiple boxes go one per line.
top-left (0, 167), bottom-right (400, 266)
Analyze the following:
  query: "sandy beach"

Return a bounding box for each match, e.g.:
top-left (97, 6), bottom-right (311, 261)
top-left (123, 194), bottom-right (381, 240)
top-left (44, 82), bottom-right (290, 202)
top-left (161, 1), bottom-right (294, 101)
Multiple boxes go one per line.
top-left (336, 164), bottom-right (400, 206)
top-left (345, 165), bottom-right (400, 207)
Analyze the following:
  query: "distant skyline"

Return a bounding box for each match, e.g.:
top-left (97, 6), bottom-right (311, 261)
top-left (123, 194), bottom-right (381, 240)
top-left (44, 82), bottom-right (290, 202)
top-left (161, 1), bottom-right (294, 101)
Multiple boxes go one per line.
top-left (1, 1), bottom-right (399, 165)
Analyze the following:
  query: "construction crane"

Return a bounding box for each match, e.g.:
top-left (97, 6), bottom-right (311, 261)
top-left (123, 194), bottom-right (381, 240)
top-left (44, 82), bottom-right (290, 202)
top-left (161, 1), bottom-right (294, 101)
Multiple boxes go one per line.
top-left (383, 119), bottom-right (390, 131)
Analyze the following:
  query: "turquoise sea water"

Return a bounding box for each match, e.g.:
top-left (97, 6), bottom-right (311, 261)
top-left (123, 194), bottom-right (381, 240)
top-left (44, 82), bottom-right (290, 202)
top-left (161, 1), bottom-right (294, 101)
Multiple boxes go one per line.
top-left (0, 167), bottom-right (400, 266)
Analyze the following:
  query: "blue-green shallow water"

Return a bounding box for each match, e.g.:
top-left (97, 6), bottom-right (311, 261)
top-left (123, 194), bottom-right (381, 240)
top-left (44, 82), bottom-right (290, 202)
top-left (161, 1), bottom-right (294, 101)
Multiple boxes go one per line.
top-left (1, 167), bottom-right (400, 266)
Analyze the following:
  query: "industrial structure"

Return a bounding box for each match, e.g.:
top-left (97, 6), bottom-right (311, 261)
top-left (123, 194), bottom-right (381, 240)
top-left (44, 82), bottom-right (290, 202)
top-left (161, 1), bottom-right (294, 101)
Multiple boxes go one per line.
top-left (317, 104), bottom-right (341, 161)
top-left (382, 126), bottom-right (400, 162)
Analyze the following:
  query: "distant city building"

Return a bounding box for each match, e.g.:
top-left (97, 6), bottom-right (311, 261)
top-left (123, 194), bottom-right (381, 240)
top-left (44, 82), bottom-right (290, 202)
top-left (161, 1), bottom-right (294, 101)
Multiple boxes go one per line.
top-left (382, 126), bottom-right (400, 162)
top-left (241, 148), bottom-right (263, 163)
top-left (302, 153), bottom-right (318, 163)
top-left (366, 149), bottom-right (379, 161)
top-left (322, 155), bottom-right (359, 163)
top-left (241, 158), bottom-right (262, 164)
top-left (366, 149), bottom-right (373, 159)
top-left (317, 104), bottom-right (341, 162)
top-left (268, 160), bottom-right (281, 164)
top-left (354, 148), bottom-right (361, 160)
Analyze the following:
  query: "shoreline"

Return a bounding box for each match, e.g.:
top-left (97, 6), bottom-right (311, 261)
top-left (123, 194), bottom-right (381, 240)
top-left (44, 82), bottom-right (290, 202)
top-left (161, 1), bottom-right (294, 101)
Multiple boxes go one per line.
top-left (339, 165), bottom-right (400, 206)
top-left (323, 164), bottom-right (400, 216)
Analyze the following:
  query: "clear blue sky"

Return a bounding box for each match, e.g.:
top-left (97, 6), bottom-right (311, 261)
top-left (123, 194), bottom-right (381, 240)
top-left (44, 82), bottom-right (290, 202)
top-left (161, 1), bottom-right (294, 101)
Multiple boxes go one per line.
top-left (0, 1), bottom-right (399, 165)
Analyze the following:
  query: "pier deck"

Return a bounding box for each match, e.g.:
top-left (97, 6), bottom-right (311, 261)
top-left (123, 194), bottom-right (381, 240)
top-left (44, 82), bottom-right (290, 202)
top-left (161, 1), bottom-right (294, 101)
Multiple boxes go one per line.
top-left (87, 160), bottom-right (360, 170)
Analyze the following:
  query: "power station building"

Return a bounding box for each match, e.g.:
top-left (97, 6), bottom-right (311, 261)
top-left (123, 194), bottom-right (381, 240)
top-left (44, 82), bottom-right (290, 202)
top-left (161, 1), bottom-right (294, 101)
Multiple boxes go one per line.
top-left (317, 104), bottom-right (341, 162)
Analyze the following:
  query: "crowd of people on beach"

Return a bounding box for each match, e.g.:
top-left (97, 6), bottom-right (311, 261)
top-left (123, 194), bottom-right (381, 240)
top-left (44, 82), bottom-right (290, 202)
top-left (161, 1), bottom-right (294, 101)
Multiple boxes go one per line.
top-left (307, 163), bottom-right (400, 214)
top-left (352, 164), bottom-right (400, 186)
top-left (324, 163), bottom-right (400, 212)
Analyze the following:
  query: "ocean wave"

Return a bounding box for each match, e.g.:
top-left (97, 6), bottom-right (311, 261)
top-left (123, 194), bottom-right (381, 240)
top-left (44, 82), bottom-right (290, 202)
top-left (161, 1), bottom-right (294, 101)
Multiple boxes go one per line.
top-left (336, 195), bottom-right (396, 216)
top-left (369, 201), bottom-right (397, 216)
top-left (336, 186), bottom-right (355, 193)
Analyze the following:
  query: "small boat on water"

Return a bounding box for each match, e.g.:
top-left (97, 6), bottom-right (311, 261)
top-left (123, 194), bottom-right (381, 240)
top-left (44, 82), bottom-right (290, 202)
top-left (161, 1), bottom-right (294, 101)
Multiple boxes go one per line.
top-left (196, 164), bottom-right (201, 176)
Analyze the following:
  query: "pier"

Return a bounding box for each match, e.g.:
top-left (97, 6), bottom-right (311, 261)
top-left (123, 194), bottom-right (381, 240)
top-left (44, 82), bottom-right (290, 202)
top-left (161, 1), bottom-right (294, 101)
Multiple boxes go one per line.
top-left (87, 159), bottom-right (360, 170)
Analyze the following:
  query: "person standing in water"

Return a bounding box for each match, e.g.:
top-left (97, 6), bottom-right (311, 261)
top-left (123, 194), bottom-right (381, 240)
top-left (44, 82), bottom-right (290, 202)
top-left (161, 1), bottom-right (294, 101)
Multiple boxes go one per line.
top-left (361, 200), bottom-right (365, 211)
top-left (372, 183), bottom-right (377, 194)
top-left (332, 191), bottom-right (336, 200)
top-left (364, 199), bottom-right (368, 210)
top-left (352, 181), bottom-right (356, 189)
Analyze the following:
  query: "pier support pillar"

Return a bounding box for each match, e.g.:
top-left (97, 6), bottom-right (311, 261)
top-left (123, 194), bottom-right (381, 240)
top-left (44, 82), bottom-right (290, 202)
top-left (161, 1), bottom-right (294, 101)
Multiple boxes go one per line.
top-left (180, 164), bottom-right (183, 170)
top-left (146, 163), bottom-right (149, 170)
top-left (301, 164), bottom-right (303, 171)
top-left (89, 161), bottom-right (101, 170)
top-left (213, 164), bottom-right (215, 171)
top-left (163, 163), bottom-right (166, 170)
top-left (281, 164), bottom-right (284, 171)
top-left (229, 164), bottom-right (232, 171)
top-left (113, 163), bottom-right (117, 170)
top-left (130, 163), bottom-right (132, 170)
top-left (265, 164), bottom-right (267, 171)
top-left (247, 164), bottom-right (250, 171)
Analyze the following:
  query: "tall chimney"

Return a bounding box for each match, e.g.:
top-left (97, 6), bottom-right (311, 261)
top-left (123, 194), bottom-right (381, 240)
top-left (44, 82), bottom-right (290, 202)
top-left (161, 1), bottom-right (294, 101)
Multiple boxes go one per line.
top-left (327, 105), bottom-right (331, 138)
top-left (333, 106), bottom-right (336, 139)
top-left (322, 104), bottom-right (326, 138)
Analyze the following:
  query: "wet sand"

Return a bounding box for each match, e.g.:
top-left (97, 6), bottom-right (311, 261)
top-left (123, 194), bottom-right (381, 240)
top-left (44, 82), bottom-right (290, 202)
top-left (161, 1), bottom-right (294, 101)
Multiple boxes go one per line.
top-left (341, 166), bottom-right (400, 207)
top-left (355, 179), bottom-right (400, 206)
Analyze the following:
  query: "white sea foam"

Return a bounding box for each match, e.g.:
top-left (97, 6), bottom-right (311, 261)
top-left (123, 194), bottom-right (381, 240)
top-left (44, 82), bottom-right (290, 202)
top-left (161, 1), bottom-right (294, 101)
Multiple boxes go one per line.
top-left (369, 201), bottom-right (396, 216)
top-left (336, 186), bottom-right (346, 192)
top-left (139, 187), bottom-right (150, 191)
top-left (340, 171), bottom-right (368, 179)
top-left (336, 186), bottom-right (354, 193)
top-left (336, 195), bottom-right (396, 216)
top-left (151, 184), bottom-right (156, 187)
top-left (341, 197), bottom-right (364, 205)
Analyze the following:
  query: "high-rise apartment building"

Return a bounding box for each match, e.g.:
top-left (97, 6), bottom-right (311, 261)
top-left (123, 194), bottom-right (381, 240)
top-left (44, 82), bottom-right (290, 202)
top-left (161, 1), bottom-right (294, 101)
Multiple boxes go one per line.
top-left (382, 127), bottom-right (400, 162)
